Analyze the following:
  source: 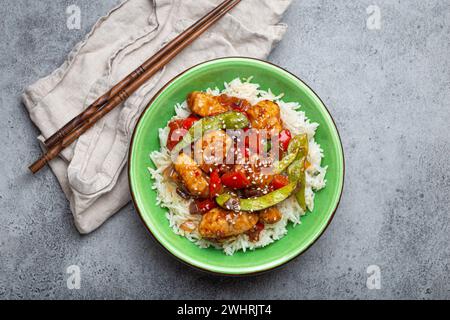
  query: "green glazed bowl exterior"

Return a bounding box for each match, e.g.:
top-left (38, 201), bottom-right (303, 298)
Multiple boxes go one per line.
top-left (129, 57), bottom-right (344, 275)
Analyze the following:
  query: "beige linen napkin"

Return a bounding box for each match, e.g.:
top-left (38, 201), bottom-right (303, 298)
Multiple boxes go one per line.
top-left (22, 0), bottom-right (292, 234)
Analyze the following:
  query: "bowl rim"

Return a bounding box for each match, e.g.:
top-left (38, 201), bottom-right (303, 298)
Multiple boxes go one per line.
top-left (128, 57), bottom-right (345, 276)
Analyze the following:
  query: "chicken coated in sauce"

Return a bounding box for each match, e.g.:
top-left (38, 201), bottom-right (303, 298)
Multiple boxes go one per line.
top-left (198, 208), bottom-right (259, 239)
top-left (235, 154), bottom-right (274, 190)
top-left (174, 153), bottom-right (209, 198)
top-left (246, 100), bottom-right (283, 133)
top-left (187, 91), bottom-right (230, 117)
top-left (259, 207), bottom-right (282, 224)
top-left (194, 129), bottom-right (232, 173)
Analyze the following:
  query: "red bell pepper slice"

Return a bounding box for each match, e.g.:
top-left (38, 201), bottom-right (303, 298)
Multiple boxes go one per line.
top-left (209, 169), bottom-right (223, 198)
top-left (167, 120), bottom-right (187, 151)
top-left (279, 129), bottom-right (292, 152)
top-left (221, 171), bottom-right (251, 189)
top-left (166, 115), bottom-right (198, 151)
top-left (244, 129), bottom-right (265, 154)
top-left (182, 115), bottom-right (199, 130)
top-left (270, 174), bottom-right (290, 190)
top-left (195, 199), bottom-right (217, 214)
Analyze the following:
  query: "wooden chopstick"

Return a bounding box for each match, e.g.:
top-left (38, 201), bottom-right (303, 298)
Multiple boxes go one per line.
top-left (43, 0), bottom-right (238, 149)
top-left (29, 0), bottom-right (241, 174)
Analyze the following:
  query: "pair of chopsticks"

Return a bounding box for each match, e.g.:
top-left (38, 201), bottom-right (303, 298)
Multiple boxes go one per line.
top-left (29, 0), bottom-right (241, 174)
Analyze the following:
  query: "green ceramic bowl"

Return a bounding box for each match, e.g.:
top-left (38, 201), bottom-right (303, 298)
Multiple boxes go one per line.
top-left (129, 57), bottom-right (344, 275)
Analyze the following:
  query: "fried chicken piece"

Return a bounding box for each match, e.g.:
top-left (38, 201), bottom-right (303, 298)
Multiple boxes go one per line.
top-left (199, 208), bottom-right (259, 239)
top-left (236, 155), bottom-right (274, 189)
top-left (187, 92), bottom-right (230, 117)
top-left (247, 166), bottom-right (274, 189)
top-left (193, 130), bottom-right (232, 173)
top-left (259, 207), bottom-right (282, 224)
top-left (174, 153), bottom-right (209, 198)
top-left (246, 100), bottom-right (283, 133)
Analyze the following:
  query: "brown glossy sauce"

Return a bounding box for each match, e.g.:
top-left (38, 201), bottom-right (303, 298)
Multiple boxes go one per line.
top-left (217, 94), bottom-right (252, 112)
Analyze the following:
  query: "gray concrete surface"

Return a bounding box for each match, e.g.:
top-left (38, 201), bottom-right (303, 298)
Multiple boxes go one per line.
top-left (0, 0), bottom-right (449, 300)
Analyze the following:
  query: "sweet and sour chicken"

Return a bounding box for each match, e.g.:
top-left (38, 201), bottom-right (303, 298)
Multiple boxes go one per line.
top-left (166, 91), bottom-right (308, 243)
top-left (188, 91), bottom-right (230, 117)
top-left (198, 208), bottom-right (259, 239)
top-left (246, 100), bottom-right (283, 133)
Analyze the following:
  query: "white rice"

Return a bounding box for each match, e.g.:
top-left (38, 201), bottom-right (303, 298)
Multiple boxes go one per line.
top-left (149, 78), bottom-right (327, 255)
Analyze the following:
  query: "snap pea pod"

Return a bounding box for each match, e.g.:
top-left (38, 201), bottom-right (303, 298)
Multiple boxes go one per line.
top-left (171, 111), bottom-right (249, 156)
top-left (272, 133), bottom-right (309, 174)
top-left (287, 134), bottom-right (309, 211)
top-left (217, 111), bottom-right (250, 130)
top-left (263, 139), bottom-right (272, 153)
top-left (288, 156), bottom-right (305, 182)
top-left (288, 133), bottom-right (309, 160)
top-left (273, 152), bottom-right (297, 174)
top-left (216, 182), bottom-right (297, 212)
top-left (295, 173), bottom-right (307, 212)
top-left (288, 157), bottom-right (307, 211)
